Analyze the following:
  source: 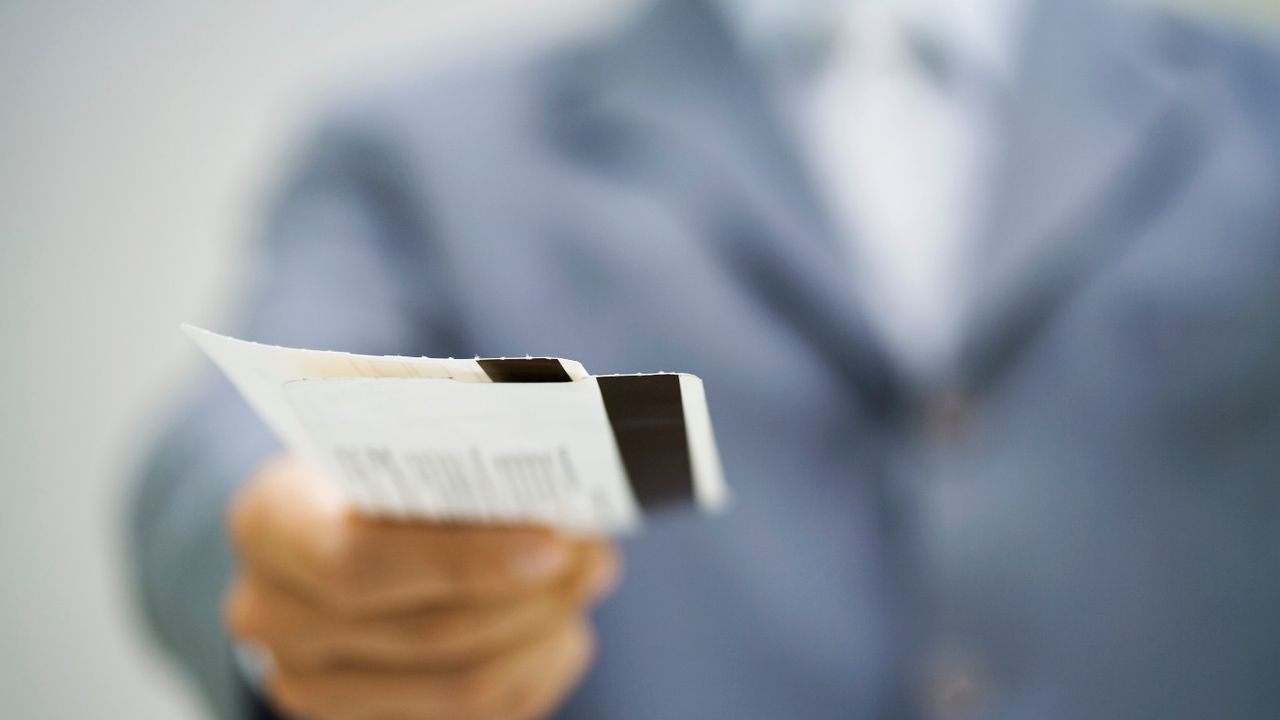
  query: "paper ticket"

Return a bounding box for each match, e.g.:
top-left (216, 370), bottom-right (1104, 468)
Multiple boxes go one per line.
top-left (184, 325), bottom-right (728, 533)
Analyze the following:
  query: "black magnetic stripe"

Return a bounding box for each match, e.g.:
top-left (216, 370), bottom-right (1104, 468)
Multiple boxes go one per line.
top-left (596, 374), bottom-right (695, 510)
top-left (477, 358), bottom-right (573, 383)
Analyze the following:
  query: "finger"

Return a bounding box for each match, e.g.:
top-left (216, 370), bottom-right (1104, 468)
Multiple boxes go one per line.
top-left (572, 539), bottom-right (623, 604)
top-left (228, 539), bottom-right (620, 670)
top-left (320, 517), bottom-right (575, 612)
top-left (230, 458), bottom-right (575, 612)
top-left (267, 618), bottom-right (594, 720)
top-left (228, 456), bottom-right (347, 599)
top-left (506, 619), bottom-right (597, 720)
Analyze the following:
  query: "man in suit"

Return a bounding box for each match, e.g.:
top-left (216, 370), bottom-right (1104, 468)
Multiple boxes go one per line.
top-left (131, 0), bottom-right (1280, 717)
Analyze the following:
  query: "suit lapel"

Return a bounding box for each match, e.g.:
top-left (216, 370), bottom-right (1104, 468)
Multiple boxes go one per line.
top-left (554, 0), bottom-right (907, 417)
top-left (553, 0), bottom-right (1215, 411)
top-left (960, 0), bottom-right (1214, 391)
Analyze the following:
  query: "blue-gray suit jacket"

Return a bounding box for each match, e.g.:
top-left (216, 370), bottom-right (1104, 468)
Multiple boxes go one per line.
top-left (131, 0), bottom-right (1280, 717)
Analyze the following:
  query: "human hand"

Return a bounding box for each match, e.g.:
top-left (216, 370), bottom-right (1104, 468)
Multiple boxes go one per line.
top-left (224, 455), bottom-right (619, 720)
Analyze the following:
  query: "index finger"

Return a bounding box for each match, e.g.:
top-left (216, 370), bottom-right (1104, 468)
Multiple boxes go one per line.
top-left (326, 516), bottom-right (575, 611)
top-left (230, 458), bottom-right (574, 613)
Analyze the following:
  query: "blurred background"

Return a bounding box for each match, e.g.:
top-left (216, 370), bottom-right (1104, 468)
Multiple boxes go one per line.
top-left (1, 1), bottom-right (1277, 718)
top-left (0, 1), bottom-right (635, 717)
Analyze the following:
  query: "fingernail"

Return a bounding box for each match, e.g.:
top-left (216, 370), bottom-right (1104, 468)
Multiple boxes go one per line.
top-left (513, 539), bottom-right (569, 580)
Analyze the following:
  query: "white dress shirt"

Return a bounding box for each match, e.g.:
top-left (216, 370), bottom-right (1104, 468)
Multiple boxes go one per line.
top-left (717, 0), bottom-right (1028, 382)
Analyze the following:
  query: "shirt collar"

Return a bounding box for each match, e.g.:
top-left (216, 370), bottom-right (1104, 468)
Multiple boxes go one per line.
top-left (712, 0), bottom-right (1032, 88)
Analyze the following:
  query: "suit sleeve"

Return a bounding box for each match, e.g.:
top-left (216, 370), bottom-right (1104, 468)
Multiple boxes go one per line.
top-left (126, 113), bottom-right (461, 719)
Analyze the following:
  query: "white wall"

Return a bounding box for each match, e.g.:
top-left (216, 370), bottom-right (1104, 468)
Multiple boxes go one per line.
top-left (0, 2), bottom-right (625, 717)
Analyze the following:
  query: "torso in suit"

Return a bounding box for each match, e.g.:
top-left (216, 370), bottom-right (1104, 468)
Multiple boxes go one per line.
top-left (132, 0), bottom-right (1280, 717)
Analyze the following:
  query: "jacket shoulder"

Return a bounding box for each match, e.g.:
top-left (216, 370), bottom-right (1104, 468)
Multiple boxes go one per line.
top-left (298, 30), bottom-right (607, 163)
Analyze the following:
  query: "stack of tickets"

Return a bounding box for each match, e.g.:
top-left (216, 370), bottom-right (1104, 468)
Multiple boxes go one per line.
top-left (186, 325), bottom-right (728, 534)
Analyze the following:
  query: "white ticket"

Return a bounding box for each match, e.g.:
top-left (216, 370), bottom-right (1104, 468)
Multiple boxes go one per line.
top-left (185, 325), bottom-right (728, 533)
